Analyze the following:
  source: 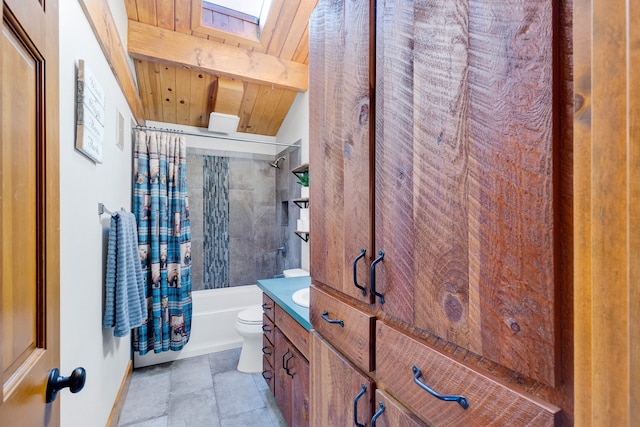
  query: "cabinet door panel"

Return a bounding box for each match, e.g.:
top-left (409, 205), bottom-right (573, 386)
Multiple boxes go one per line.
top-left (275, 328), bottom-right (293, 426)
top-left (374, 0), bottom-right (559, 386)
top-left (376, 322), bottom-right (559, 426)
top-left (291, 348), bottom-right (310, 427)
top-left (309, 0), bottom-right (374, 303)
top-left (310, 331), bottom-right (375, 427)
top-left (373, 389), bottom-right (428, 427)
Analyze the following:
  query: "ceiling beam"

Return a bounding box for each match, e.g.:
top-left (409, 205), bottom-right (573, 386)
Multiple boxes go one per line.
top-left (213, 77), bottom-right (244, 115)
top-left (128, 20), bottom-right (309, 92)
top-left (77, 0), bottom-right (146, 125)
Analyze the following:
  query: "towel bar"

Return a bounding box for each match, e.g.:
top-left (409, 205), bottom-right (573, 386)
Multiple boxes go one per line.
top-left (98, 203), bottom-right (114, 216)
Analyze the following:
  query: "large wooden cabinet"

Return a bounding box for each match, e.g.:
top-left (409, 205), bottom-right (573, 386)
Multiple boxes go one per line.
top-left (309, 0), bottom-right (573, 425)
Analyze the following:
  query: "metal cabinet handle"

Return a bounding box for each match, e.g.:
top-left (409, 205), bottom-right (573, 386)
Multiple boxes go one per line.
top-left (353, 384), bottom-right (367, 427)
top-left (371, 403), bottom-right (386, 427)
top-left (284, 353), bottom-right (295, 377)
top-left (321, 310), bottom-right (344, 327)
top-left (262, 303), bottom-right (272, 311)
top-left (412, 365), bottom-right (469, 409)
top-left (370, 250), bottom-right (385, 304)
top-left (262, 346), bottom-right (272, 355)
top-left (262, 371), bottom-right (272, 381)
top-left (282, 348), bottom-right (291, 370)
top-left (353, 248), bottom-right (367, 296)
top-left (262, 325), bottom-right (271, 332)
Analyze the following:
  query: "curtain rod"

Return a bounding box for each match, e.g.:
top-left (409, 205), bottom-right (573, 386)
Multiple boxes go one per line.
top-left (133, 126), bottom-right (300, 149)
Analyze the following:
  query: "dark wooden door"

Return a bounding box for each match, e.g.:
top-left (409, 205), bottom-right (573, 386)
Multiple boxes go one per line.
top-left (373, 0), bottom-right (573, 420)
top-left (0, 0), bottom-right (60, 425)
top-left (308, 0), bottom-right (374, 304)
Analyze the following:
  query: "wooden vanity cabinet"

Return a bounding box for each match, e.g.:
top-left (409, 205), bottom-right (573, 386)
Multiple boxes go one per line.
top-left (262, 293), bottom-right (310, 426)
top-left (274, 328), bottom-right (310, 427)
top-left (308, 0), bottom-right (573, 423)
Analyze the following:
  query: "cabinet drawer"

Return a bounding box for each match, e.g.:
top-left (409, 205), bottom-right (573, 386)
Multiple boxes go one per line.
top-left (275, 304), bottom-right (310, 360)
top-left (263, 333), bottom-right (275, 372)
top-left (310, 285), bottom-right (375, 372)
top-left (263, 313), bottom-right (275, 344)
top-left (372, 389), bottom-right (427, 427)
top-left (262, 293), bottom-right (275, 322)
top-left (376, 322), bottom-right (560, 426)
top-left (262, 354), bottom-right (275, 395)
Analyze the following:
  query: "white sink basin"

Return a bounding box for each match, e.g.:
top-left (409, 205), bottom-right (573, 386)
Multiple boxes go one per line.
top-left (292, 288), bottom-right (310, 308)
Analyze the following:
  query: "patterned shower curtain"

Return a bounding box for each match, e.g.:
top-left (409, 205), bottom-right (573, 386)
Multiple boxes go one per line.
top-left (132, 130), bottom-right (192, 354)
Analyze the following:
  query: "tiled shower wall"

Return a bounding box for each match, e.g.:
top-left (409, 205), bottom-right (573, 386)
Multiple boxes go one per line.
top-left (275, 144), bottom-right (302, 275)
top-left (187, 148), bottom-right (280, 290)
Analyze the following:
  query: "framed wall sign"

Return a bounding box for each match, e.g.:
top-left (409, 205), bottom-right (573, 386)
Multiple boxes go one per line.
top-left (76, 60), bottom-right (105, 163)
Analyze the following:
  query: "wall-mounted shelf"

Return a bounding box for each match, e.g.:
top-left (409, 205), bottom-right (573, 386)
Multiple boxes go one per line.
top-left (292, 197), bottom-right (309, 209)
top-left (291, 162), bottom-right (309, 180)
top-left (294, 231), bottom-right (309, 242)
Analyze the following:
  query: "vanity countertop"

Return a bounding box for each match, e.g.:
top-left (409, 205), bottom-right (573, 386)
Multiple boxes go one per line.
top-left (257, 276), bottom-right (311, 331)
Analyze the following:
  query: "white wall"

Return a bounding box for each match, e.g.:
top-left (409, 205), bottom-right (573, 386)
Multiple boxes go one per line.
top-left (59, 2), bottom-right (134, 426)
top-left (276, 91), bottom-right (310, 271)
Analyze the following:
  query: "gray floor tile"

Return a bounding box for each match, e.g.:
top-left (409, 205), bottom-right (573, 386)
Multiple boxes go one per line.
top-left (170, 355), bottom-right (214, 394)
top-left (120, 416), bottom-right (169, 427)
top-left (168, 389), bottom-right (220, 427)
top-left (119, 367), bottom-right (171, 425)
top-left (208, 348), bottom-right (241, 375)
top-left (120, 350), bottom-right (286, 427)
top-left (219, 407), bottom-right (281, 427)
top-left (213, 370), bottom-right (266, 419)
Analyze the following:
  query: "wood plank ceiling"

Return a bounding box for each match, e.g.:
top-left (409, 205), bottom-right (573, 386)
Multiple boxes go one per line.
top-left (124, 0), bottom-right (317, 136)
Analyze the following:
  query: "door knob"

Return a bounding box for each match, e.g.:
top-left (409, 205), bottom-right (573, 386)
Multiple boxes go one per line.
top-left (46, 367), bottom-right (86, 403)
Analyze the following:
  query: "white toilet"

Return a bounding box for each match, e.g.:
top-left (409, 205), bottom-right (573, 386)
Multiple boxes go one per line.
top-left (235, 305), bottom-right (264, 373)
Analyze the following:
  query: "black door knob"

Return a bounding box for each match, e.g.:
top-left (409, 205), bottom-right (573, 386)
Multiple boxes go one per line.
top-left (46, 367), bottom-right (86, 403)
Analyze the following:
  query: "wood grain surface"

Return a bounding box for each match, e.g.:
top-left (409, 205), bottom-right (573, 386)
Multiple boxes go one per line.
top-left (309, 0), bottom-right (373, 303)
top-left (310, 332), bottom-right (374, 427)
top-left (309, 285), bottom-right (375, 372)
top-left (376, 322), bottom-right (560, 426)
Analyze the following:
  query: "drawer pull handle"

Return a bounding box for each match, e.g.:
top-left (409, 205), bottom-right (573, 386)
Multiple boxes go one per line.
top-left (353, 248), bottom-right (367, 296)
top-left (353, 384), bottom-right (367, 427)
top-left (261, 303), bottom-right (272, 311)
top-left (262, 325), bottom-right (271, 332)
top-left (371, 402), bottom-right (385, 427)
top-left (282, 348), bottom-right (291, 370)
top-left (262, 346), bottom-right (272, 355)
top-left (321, 310), bottom-right (344, 327)
top-left (262, 371), bottom-right (272, 381)
top-left (370, 250), bottom-right (385, 304)
top-left (412, 365), bottom-right (469, 409)
top-left (284, 353), bottom-right (294, 377)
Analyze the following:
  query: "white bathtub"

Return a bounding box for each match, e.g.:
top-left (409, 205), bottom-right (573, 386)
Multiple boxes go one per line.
top-left (133, 285), bottom-right (263, 368)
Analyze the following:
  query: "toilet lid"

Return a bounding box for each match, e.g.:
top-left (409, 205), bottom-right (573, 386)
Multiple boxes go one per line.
top-left (237, 305), bottom-right (263, 325)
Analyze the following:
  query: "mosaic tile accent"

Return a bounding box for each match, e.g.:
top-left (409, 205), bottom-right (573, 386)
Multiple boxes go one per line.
top-left (203, 156), bottom-right (230, 289)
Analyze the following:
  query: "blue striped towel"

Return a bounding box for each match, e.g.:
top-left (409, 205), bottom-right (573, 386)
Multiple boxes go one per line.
top-left (103, 210), bottom-right (147, 337)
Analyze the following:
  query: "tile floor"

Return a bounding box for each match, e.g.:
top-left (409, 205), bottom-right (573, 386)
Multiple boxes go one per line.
top-left (118, 348), bottom-right (287, 427)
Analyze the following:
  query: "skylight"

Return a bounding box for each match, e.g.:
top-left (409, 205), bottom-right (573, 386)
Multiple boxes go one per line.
top-left (205, 0), bottom-right (265, 21)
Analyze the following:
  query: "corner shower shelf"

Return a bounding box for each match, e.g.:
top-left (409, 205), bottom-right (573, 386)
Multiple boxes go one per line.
top-left (292, 197), bottom-right (309, 209)
top-left (294, 231), bottom-right (310, 242)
